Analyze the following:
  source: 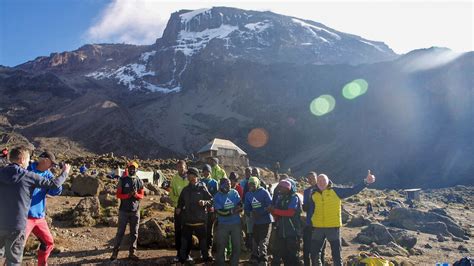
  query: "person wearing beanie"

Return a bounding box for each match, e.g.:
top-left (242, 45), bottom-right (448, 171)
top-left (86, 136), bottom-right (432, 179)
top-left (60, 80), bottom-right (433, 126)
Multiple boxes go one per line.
top-left (177, 167), bottom-right (213, 263)
top-left (200, 164), bottom-right (218, 252)
top-left (110, 161), bottom-right (144, 261)
top-left (209, 157), bottom-right (227, 181)
top-left (268, 180), bottom-right (302, 266)
top-left (244, 176), bottom-right (273, 264)
top-left (213, 178), bottom-right (242, 266)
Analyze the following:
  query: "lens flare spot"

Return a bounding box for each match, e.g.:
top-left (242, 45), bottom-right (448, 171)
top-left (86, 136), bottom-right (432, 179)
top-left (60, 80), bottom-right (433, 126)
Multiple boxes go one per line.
top-left (342, 79), bottom-right (368, 99)
top-left (310, 95), bottom-right (336, 116)
top-left (248, 128), bottom-right (269, 148)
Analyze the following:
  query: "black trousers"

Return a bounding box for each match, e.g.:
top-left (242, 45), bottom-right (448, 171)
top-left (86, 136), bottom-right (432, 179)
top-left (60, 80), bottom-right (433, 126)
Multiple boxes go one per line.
top-left (271, 235), bottom-right (300, 266)
top-left (0, 230), bottom-right (25, 266)
top-left (174, 211), bottom-right (183, 256)
top-left (113, 211), bottom-right (140, 253)
top-left (180, 224), bottom-right (209, 262)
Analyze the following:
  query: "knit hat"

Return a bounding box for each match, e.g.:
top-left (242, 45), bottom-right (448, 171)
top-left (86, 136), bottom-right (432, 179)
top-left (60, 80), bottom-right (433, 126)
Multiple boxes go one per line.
top-left (127, 161), bottom-right (139, 169)
top-left (248, 176), bottom-right (260, 188)
top-left (187, 167), bottom-right (199, 176)
top-left (202, 164), bottom-right (211, 172)
top-left (278, 179), bottom-right (292, 191)
top-left (229, 172), bottom-right (238, 181)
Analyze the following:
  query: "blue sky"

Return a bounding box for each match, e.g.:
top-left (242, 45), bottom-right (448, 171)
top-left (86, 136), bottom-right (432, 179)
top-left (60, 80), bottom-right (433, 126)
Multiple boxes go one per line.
top-left (1, 0), bottom-right (472, 67)
top-left (0, 0), bottom-right (111, 66)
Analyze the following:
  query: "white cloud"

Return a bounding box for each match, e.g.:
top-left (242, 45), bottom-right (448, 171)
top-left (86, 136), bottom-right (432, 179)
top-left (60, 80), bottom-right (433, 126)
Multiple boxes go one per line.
top-left (84, 0), bottom-right (473, 53)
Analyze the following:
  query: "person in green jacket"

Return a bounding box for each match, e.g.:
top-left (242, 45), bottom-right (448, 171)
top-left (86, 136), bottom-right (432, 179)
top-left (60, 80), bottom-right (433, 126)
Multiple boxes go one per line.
top-left (209, 157), bottom-right (227, 181)
top-left (169, 160), bottom-right (189, 262)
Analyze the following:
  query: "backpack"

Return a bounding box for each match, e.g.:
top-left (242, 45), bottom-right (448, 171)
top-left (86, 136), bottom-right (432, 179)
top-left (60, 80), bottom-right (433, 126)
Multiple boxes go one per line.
top-left (350, 252), bottom-right (394, 266)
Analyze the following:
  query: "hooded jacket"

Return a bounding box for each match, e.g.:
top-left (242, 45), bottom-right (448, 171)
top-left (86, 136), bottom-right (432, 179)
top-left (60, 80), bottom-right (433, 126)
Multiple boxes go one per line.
top-left (27, 162), bottom-right (62, 218)
top-left (272, 192), bottom-right (302, 238)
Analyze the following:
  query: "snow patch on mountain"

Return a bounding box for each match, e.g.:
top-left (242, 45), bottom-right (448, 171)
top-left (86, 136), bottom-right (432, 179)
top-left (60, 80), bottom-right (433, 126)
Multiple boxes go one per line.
top-left (180, 8), bottom-right (211, 24)
top-left (175, 24), bottom-right (238, 56)
top-left (140, 51), bottom-right (156, 62)
top-left (359, 40), bottom-right (384, 52)
top-left (244, 20), bottom-right (272, 33)
top-left (292, 18), bottom-right (341, 41)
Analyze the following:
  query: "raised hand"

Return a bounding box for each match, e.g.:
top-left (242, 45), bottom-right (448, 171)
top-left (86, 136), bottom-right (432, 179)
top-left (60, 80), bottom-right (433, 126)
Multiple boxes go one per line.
top-left (366, 170), bottom-right (376, 184)
top-left (62, 163), bottom-right (71, 174)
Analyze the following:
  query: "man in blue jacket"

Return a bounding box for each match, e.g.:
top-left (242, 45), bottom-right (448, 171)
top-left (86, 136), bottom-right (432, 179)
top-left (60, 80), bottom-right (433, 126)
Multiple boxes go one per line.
top-left (214, 177), bottom-right (242, 266)
top-left (244, 176), bottom-right (273, 264)
top-left (0, 146), bottom-right (70, 266)
top-left (25, 151), bottom-right (63, 266)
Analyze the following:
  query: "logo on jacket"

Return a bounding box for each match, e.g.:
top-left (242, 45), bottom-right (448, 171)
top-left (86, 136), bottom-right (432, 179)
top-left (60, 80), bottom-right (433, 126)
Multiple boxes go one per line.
top-left (251, 197), bottom-right (262, 208)
top-left (124, 183), bottom-right (130, 188)
top-left (224, 198), bottom-right (234, 209)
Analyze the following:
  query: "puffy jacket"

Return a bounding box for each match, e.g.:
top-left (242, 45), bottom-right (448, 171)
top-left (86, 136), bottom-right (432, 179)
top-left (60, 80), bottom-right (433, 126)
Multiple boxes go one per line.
top-left (311, 181), bottom-right (367, 228)
top-left (170, 173), bottom-right (189, 207)
top-left (178, 182), bottom-right (213, 225)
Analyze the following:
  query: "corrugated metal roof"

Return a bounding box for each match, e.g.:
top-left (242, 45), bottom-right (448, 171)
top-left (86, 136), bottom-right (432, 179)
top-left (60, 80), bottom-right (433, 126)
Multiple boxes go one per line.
top-left (197, 138), bottom-right (247, 155)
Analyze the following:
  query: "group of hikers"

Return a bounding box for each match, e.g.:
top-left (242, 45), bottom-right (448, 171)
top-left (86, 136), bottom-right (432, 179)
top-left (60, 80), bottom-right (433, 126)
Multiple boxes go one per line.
top-left (0, 146), bottom-right (375, 266)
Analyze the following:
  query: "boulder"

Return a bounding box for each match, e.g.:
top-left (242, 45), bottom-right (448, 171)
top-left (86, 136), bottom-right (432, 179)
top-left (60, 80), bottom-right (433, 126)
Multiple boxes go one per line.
top-left (71, 175), bottom-right (102, 196)
top-left (386, 208), bottom-right (466, 237)
top-left (347, 215), bottom-right (372, 227)
top-left (341, 207), bottom-right (352, 224)
top-left (160, 195), bottom-right (173, 205)
top-left (355, 223), bottom-right (396, 245)
top-left (98, 193), bottom-right (118, 208)
top-left (137, 218), bottom-right (174, 248)
top-left (145, 183), bottom-right (165, 196)
top-left (388, 228), bottom-right (418, 249)
top-left (72, 197), bottom-right (101, 227)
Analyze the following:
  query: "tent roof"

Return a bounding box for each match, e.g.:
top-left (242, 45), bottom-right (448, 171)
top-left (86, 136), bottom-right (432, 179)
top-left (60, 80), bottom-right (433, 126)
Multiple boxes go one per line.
top-left (197, 138), bottom-right (247, 156)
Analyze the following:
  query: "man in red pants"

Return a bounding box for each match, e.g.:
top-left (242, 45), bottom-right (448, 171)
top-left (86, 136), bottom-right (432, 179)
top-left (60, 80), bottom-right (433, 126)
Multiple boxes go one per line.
top-left (25, 151), bottom-right (63, 266)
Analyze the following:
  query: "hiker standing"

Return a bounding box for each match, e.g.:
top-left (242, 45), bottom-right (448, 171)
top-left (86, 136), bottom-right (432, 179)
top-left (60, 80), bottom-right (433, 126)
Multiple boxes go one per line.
top-left (0, 146), bottom-right (70, 266)
top-left (214, 177), bottom-right (242, 266)
top-left (209, 157), bottom-right (227, 181)
top-left (268, 180), bottom-right (302, 266)
top-left (110, 162), bottom-right (144, 261)
top-left (240, 167), bottom-right (254, 250)
top-left (302, 172), bottom-right (325, 266)
top-left (177, 167), bottom-right (213, 263)
top-left (200, 164), bottom-right (218, 253)
top-left (24, 151), bottom-right (63, 266)
top-left (169, 160), bottom-right (189, 262)
top-left (244, 176), bottom-right (273, 265)
top-left (310, 171), bottom-right (376, 266)
top-left (229, 172), bottom-right (243, 199)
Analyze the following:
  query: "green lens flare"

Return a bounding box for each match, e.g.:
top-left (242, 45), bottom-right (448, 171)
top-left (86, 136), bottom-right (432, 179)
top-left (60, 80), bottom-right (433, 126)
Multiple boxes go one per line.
top-left (342, 79), bottom-right (368, 99)
top-left (310, 95), bottom-right (336, 116)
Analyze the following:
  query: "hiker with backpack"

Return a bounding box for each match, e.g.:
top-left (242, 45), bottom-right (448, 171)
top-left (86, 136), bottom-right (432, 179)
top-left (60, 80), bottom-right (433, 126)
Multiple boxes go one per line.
top-left (214, 177), bottom-right (242, 266)
top-left (110, 161), bottom-right (144, 261)
top-left (310, 171), bottom-right (376, 266)
top-left (268, 179), bottom-right (302, 266)
top-left (0, 146), bottom-right (70, 265)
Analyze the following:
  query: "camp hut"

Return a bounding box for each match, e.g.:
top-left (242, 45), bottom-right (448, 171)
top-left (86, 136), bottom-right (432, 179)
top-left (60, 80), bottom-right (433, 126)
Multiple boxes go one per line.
top-left (404, 188), bottom-right (421, 201)
top-left (197, 138), bottom-right (249, 168)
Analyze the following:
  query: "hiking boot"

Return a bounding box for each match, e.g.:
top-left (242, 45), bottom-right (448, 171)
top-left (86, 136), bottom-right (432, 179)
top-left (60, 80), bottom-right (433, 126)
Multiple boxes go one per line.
top-left (128, 253), bottom-right (139, 261)
top-left (186, 255), bottom-right (194, 263)
top-left (173, 256), bottom-right (180, 263)
top-left (110, 249), bottom-right (119, 261)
